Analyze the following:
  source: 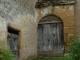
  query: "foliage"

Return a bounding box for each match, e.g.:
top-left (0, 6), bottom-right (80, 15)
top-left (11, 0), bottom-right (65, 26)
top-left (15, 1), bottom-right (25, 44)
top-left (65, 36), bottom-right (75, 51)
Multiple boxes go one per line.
top-left (33, 57), bottom-right (65, 60)
top-left (33, 31), bottom-right (80, 60)
top-left (0, 41), bottom-right (15, 60)
top-left (66, 32), bottom-right (80, 60)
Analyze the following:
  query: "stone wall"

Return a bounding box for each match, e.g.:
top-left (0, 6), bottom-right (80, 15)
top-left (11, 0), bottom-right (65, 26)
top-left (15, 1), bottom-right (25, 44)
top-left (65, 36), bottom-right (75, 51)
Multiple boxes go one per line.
top-left (0, 0), bottom-right (75, 60)
top-left (74, 0), bottom-right (80, 31)
top-left (36, 5), bottom-right (74, 46)
top-left (0, 0), bottom-right (38, 60)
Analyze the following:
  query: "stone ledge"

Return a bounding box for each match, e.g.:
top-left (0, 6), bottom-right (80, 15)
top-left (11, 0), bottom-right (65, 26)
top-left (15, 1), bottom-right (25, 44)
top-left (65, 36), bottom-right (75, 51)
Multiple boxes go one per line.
top-left (35, 0), bottom-right (75, 8)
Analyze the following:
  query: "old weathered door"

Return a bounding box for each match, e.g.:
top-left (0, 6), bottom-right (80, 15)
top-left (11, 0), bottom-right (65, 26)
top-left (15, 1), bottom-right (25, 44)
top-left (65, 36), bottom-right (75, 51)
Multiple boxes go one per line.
top-left (7, 28), bottom-right (19, 60)
top-left (38, 23), bottom-right (64, 57)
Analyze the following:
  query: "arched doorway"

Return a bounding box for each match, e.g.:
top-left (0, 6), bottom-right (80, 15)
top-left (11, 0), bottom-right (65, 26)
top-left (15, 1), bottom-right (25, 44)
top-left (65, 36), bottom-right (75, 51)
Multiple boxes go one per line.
top-left (38, 15), bottom-right (64, 57)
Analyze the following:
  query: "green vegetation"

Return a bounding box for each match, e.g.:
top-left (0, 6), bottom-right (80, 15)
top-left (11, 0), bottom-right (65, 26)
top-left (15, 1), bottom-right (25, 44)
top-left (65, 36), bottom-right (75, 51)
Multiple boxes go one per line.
top-left (33, 57), bottom-right (65, 60)
top-left (33, 32), bottom-right (80, 60)
top-left (0, 41), bottom-right (15, 60)
top-left (66, 32), bottom-right (80, 60)
top-left (0, 31), bottom-right (80, 60)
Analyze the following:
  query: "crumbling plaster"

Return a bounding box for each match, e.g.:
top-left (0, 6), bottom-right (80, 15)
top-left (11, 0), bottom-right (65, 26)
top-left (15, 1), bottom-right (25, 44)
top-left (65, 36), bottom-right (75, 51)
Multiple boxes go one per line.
top-left (0, 0), bottom-right (74, 60)
top-left (36, 5), bottom-right (74, 46)
top-left (0, 0), bottom-right (38, 60)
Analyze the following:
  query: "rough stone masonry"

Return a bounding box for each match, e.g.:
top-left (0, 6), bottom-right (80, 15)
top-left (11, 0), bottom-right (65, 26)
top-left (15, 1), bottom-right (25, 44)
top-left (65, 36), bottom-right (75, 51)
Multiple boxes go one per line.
top-left (0, 0), bottom-right (76, 60)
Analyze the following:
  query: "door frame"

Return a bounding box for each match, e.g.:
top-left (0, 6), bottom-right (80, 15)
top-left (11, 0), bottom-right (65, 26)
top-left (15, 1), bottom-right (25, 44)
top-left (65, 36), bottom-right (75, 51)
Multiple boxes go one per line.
top-left (7, 26), bottom-right (21, 58)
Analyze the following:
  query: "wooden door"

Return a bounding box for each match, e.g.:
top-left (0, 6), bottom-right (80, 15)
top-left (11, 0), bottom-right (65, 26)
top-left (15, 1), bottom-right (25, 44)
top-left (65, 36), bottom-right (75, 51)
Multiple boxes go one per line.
top-left (38, 23), bottom-right (64, 57)
top-left (7, 29), bottom-right (19, 60)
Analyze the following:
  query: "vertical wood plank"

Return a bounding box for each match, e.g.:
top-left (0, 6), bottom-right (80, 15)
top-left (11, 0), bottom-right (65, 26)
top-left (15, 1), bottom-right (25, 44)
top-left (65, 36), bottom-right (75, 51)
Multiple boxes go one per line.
top-left (38, 22), bottom-right (64, 57)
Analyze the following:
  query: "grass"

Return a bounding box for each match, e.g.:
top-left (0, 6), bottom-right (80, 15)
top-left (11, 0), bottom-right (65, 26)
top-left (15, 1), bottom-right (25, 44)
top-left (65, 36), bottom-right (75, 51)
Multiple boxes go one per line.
top-left (33, 57), bottom-right (65, 60)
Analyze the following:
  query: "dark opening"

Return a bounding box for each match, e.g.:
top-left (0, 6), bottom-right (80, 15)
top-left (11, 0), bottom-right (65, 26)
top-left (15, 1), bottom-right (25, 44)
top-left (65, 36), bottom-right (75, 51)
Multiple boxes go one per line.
top-left (7, 27), bottom-right (19, 60)
top-left (8, 27), bottom-right (19, 35)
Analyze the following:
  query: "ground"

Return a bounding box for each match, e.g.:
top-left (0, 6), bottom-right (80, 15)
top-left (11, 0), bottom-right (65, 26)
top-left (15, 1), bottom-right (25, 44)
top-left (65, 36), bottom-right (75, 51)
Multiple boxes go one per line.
top-left (33, 57), bottom-right (65, 60)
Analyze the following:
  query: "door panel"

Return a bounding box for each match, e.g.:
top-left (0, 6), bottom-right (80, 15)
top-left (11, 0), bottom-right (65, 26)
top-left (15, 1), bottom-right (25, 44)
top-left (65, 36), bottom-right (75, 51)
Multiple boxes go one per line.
top-left (7, 32), bottom-right (19, 60)
top-left (38, 23), bottom-right (64, 57)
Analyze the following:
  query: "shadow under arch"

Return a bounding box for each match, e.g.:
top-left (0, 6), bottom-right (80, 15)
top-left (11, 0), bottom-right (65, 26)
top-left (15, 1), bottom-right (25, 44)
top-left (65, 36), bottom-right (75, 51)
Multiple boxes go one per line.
top-left (37, 14), bottom-right (64, 57)
top-left (39, 14), bottom-right (63, 24)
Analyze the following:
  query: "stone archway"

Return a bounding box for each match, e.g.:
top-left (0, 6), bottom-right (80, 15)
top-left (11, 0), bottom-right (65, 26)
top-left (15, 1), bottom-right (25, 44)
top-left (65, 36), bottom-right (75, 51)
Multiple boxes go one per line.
top-left (38, 15), bottom-right (64, 57)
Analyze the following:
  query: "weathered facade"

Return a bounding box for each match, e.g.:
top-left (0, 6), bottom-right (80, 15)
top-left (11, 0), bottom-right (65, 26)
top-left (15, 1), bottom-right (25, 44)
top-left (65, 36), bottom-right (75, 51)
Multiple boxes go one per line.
top-left (74, 0), bottom-right (80, 31)
top-left (0, 0), bottom-right (37, 60)
top-left (0, 0), bottom-right (77, 60)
